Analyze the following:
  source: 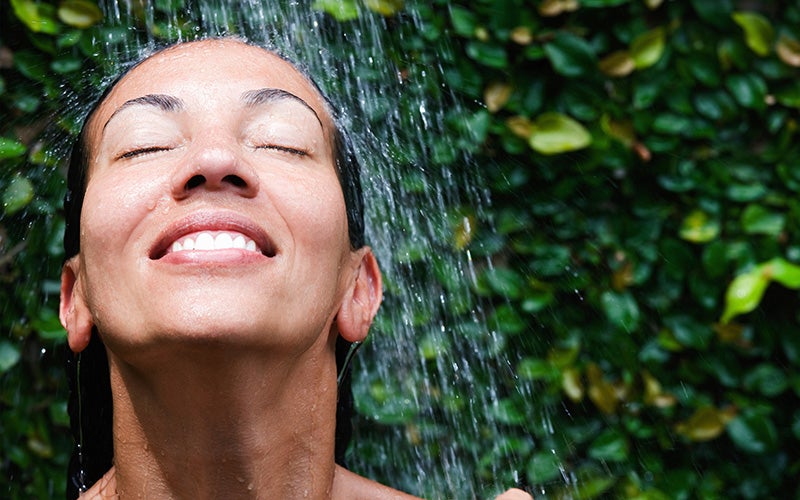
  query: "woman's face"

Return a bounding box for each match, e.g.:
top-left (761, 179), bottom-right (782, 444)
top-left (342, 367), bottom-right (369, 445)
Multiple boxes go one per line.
top-left (70, 40), bottom-right (358, 360)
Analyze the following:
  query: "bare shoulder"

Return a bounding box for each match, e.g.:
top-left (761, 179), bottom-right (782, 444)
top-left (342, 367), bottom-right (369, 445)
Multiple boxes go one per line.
top-left (332, 465), bottom-right (422, 500)
top-left (78, 467), bottom-right (118, 499)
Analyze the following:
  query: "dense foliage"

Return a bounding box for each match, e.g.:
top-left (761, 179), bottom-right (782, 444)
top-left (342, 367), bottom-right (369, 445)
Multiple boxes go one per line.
top-left (2, 0), bottom-right (800, 498)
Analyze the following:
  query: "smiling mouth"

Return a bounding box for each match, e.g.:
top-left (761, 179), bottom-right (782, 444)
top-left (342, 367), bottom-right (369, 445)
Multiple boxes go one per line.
top-left (151, 230), bottom-right (276, 260)
top-left (168, 230), bottom-right (260, 254)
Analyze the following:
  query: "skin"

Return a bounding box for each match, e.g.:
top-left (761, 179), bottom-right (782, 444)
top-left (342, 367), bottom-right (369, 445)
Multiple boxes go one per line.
top-left (60, 38), bottom-right (532, 500)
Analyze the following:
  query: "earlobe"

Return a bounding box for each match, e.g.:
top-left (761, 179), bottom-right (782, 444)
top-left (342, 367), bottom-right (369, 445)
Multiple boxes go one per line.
top-left (336, 247), bottom-right (383, 343)
top-left (60, 257), bottom-right (94, 353)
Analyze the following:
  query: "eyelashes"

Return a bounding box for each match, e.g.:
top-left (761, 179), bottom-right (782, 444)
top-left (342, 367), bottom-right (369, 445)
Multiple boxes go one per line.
top-left (116, 144), bottom-right (309, 161)
top-left (117, 146), bottom-right (173, 160)
top-left (255, 144), bottom-right (308, 157)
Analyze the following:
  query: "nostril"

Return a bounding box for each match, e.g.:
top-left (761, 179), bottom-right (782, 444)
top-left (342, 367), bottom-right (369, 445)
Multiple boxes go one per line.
top-left (186, 175), bottom-right (205, 190)
top-left (223, 174), bottom-right (247, 188)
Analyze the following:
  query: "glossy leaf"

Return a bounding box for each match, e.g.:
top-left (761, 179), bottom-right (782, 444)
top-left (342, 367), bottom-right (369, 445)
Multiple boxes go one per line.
top-left (58, 0), bottom-right (103, 28)
top-left (587, 364), bottom-right (619, 414)
top-left (484, 82), bottom-right (512, 113)
top-left (768, 258), bottom-right (800, 288)
top-left (562, 367), bottom-right (583, 401)
top-left (588, 428), bottom-right (628, 462)
top-left (528, 112), bottom-right (592, 154)
top-left (544, 32), bottom-right (597, 77)
top-left (11, 0), bottom-right (59, 34)
top-left (740, 204), bottom-right (785, 236)
top-left (630, 27), bottom-right (666, 69)
top-left (526, 452), bottom-right (562, 484)
top-left (466, 41), bottom-right (508, 68)
top-left (365, 0), bottom-right (404, 16)
top-left (776, 35), bottom-right (800, 67)
top-left (598, 50), bottom-right (635, 77)
top-left (676, 406), bottom-right (735, 441)
top-left (679, 209), bottom-right (719, 243)
top-left (727, 412), bottom-right (778, 453)
top-left (449, 6), bottom-right (477, 37)
top-left (0, 341), bottom-right (21, 373)
top-left (725, 73), bottom-right (768, 109)
top-left (732, 11), bottom-right (774, 57)
top-left (312, 0), bottom-right (359, 21)
top-left (601, 291), bottom-right (640, 332)
top-left (0, 137), bottom-right (27, 159)
top-left (720, 266), bottom-right (770, 323)
top-left (3, 175), bottom-right (34, 215)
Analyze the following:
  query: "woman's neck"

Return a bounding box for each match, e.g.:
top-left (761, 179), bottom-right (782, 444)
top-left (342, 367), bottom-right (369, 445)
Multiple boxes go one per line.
top-left (106, 344), bottom-right (338, 499)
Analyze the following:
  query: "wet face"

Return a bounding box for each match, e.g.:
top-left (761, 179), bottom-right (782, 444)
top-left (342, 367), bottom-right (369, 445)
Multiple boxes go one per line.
top-left (64, 40), bottom-right (363, 361)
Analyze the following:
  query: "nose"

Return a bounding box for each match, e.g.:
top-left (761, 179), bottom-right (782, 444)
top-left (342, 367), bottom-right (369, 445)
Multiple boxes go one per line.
top-left (170, 141), bottom-right (259, 200)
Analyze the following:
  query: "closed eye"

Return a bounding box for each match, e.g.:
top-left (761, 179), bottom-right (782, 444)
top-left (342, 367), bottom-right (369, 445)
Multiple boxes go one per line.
top-left (118, 146), bottom-right (172, 159)
top-left (256, 144), bottom-right (308, 156)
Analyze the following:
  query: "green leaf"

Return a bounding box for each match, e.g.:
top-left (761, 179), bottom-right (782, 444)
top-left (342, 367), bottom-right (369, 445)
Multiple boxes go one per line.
top-left (0, 137), bottom-right (27, 159)
top-left (517, 357), bottom-right (560, 382)
top-left (529, 112), bottom-right (592, 155)
top-left (364, 0), bottom-right (403, 16)
top-left (544, 32), bottom-right (597, 77)
top-left (775, 81), bottom-right (800, 109)
top-left (51, 56), bottom-right (82, 74)
top-left (725, 73), bottom-right (768, 109)
top-left (482, 266), bottom-right (525, 299)
top-left (466, 41), bottom-right (508, 69)
top-left (732, 11), bottom-right (774, 57)
top-left (13, 50), bottom-right (49, 82)
top-left (0, 341), bottom-right (21, 373)
top-left (588, 428), bottom-right (629, 462)
top-left (768, 258), bottom-right (800, 288)
top-left (449, 5), bottom-right (477, 37)
top-left (601, 291), bottom-right (640, 332)
top-left (312, 0), bottom-right (359, 21)
top-left (490, 397), bottom-right (526, 425)
top-left (727, 412), bottom-right (778, 454)
top-left (11, 0), bottom-right (60, 34)
top-left (664, 315), bottom-right (711, 350)
top-left (744, 363), bottom-right (788, 397)
top-left (58, 0), bottom-right (103, 28)
top-left (720, 266), bottom-right (770, 323)
top-left (630, 27), bottom-right (666, 69)
top-left (679, 209), bottom-right (720, 243)
top-left (526, 452), bottom-right (562, 484)
top-left (740, 204), bottom-right (785, 236)
top-left (3, 175), bottom-right (35, 215)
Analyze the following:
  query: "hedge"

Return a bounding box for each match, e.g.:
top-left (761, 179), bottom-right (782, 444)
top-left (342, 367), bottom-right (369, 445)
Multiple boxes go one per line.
top-left (2, 0), bottom-right (800, 498)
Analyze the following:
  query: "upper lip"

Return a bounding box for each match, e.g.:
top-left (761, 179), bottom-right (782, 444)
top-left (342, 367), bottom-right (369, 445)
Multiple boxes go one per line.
top-left (149, 211), bottom-right (276, 259)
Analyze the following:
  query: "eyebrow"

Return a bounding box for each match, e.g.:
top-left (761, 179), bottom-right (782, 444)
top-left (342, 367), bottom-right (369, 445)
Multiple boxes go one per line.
top-left (103, 94), bottom-right (185, 131)
top-left (241, 88), bottom-right (324, 129)
top-left (102, 88), bottom-right (324, 131)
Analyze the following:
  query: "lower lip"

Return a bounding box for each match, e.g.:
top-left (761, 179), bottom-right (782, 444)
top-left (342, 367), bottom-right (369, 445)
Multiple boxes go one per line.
top-left (156, 249), bottom-right (270, 265)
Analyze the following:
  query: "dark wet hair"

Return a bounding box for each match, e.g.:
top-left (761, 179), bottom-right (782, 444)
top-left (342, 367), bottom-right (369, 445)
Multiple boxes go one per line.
top-left (64, 39), bottom-right (364, 498)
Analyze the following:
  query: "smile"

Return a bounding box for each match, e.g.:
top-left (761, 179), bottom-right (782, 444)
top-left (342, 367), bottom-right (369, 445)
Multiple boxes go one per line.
top-left (169, 231), bottom-right (259, 254)
top-left (149, 211), bottom-right (277, 260)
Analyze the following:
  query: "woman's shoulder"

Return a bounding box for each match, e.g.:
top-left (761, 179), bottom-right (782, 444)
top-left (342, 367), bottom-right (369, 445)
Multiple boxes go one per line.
top-left (332, 465), bottom-right (421, 500)
top-left (78, 467), bottom-right (118, 499)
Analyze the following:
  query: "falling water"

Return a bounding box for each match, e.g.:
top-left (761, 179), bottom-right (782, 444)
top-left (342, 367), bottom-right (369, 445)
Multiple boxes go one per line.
top-left (55, 1), bottom-right (535, 497)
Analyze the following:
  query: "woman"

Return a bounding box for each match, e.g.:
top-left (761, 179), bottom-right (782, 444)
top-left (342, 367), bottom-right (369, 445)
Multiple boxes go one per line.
top-left (60, 37), bottom-right (531, 499)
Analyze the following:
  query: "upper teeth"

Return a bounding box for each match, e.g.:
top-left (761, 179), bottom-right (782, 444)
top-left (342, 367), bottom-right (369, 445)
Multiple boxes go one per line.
top-left (170, 231), bottom-right (258, 253)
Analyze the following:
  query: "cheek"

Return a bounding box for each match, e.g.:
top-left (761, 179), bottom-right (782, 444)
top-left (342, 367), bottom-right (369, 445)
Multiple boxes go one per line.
top-left (80, 173), bottom-right (165, 262)
top-left (288, 177), bottom-right (350, 249)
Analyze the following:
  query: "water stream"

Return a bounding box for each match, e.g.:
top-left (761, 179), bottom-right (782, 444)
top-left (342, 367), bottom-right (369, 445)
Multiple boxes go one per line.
top-left (65, 1), bottom-right (535, 496)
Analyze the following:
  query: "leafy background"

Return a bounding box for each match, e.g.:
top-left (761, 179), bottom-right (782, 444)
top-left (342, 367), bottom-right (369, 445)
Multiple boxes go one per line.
top-left (2, 0), bottom-right (800, 498)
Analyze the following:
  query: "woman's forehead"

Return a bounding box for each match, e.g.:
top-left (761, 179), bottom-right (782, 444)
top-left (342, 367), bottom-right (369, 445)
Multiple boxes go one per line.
top-left (87, 39), bottom-right (334, 146)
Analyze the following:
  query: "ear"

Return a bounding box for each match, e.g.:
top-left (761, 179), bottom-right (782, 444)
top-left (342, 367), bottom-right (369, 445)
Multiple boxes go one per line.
top-left (336, 247), bottom-right (383, 343)
top-left (60, 257), bottom-right (94, 353)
